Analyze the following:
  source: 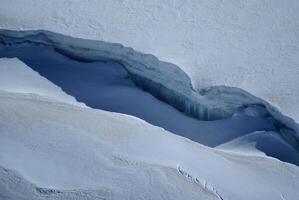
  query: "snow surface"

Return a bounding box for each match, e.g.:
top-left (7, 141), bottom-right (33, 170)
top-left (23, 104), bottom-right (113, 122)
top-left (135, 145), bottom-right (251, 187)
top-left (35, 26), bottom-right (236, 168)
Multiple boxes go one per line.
top-left (0, 57), bottom-right (298, 199)
top-left (0, 89), bottom-right (299, 200)
top-left (0, 0), bottom-right (298, 123)
top-left (217, 131), bottom-right (299, 166)
top-left (0, 58), bottom-right (83, 107)
top-left (1, 1), bottom-right (299, 199)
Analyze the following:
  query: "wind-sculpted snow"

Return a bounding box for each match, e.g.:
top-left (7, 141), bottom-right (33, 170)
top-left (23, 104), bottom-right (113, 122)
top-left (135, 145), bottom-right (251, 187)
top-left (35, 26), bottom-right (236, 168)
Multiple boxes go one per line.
top-left (0, 163), bottom-right (217, 200)
top-left (0, 166), bottom-right (110, 200)
top-left (0, 29), bottom-right (298, 152)
top-left (0, 91), bottom-right (299, 200)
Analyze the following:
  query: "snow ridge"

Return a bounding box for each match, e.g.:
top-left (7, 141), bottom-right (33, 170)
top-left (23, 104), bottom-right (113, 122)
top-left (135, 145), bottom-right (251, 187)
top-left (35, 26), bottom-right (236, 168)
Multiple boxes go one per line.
top-left (0, 29), bottom-right (298, 151)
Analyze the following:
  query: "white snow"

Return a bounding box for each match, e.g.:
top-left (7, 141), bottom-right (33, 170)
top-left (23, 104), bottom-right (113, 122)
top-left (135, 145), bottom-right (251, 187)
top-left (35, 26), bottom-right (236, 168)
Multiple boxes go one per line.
top-left (217, 131), bottom-right (299, 166)
top-left (0, 0), bottom-right (298, 122)
top-left (0, 57), bottom-right (298, 199)
top-left (0, 90), bottom-right (298, 200)
top-left (0, 1), bottom-right (299, 199)
top-left (0, 57), bottom-right (84, 107)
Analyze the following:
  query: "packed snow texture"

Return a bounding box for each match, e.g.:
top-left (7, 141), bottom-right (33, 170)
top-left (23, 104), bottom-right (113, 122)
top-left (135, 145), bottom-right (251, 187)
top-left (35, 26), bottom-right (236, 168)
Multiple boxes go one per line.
top-left (0, 0), bottom-right (298, 123)
top-left (0, 88), bottom-right (299, 200)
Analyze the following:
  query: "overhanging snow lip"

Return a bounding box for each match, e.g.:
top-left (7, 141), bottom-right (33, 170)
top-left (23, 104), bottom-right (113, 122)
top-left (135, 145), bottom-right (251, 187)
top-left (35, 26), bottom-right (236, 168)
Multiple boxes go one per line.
top-left (0, 28), bottom-right (298, 151)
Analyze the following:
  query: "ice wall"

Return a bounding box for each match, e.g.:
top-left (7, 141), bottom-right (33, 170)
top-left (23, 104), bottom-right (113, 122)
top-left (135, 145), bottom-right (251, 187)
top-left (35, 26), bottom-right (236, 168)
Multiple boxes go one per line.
top-left (0, 29), bottom-right (298, 150)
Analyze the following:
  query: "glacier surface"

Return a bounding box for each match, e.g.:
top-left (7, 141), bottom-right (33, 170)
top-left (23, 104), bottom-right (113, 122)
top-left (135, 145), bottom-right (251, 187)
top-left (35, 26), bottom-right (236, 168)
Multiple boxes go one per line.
top-left (1, 1), bottom-right (299, 199)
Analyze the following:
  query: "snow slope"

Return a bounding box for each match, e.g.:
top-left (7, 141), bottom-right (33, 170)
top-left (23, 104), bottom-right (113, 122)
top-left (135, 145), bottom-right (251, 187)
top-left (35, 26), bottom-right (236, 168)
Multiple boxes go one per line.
top-left (0, 1), bottom-right (299, 199)
top-left (217, 131), bottom-right (299, 166)
top-left (0, 0), bottom-right (298, 123)
top-left (0, 57), bottom-right (298, 199)
top-left (0, 90), bottom-right (299, 200)
top-left (0, 58), bottom-right (83, 107)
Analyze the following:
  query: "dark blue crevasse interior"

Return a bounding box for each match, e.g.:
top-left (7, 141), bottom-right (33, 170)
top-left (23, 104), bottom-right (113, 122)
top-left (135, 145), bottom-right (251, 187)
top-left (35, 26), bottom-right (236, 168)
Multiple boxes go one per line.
top-left (1, 42), bottom-right (298, 166)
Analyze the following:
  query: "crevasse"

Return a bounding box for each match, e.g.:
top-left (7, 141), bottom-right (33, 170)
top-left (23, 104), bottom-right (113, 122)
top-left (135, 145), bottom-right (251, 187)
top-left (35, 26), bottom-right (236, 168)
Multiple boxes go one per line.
top-left (0, 29), bottom-right (298, 151)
